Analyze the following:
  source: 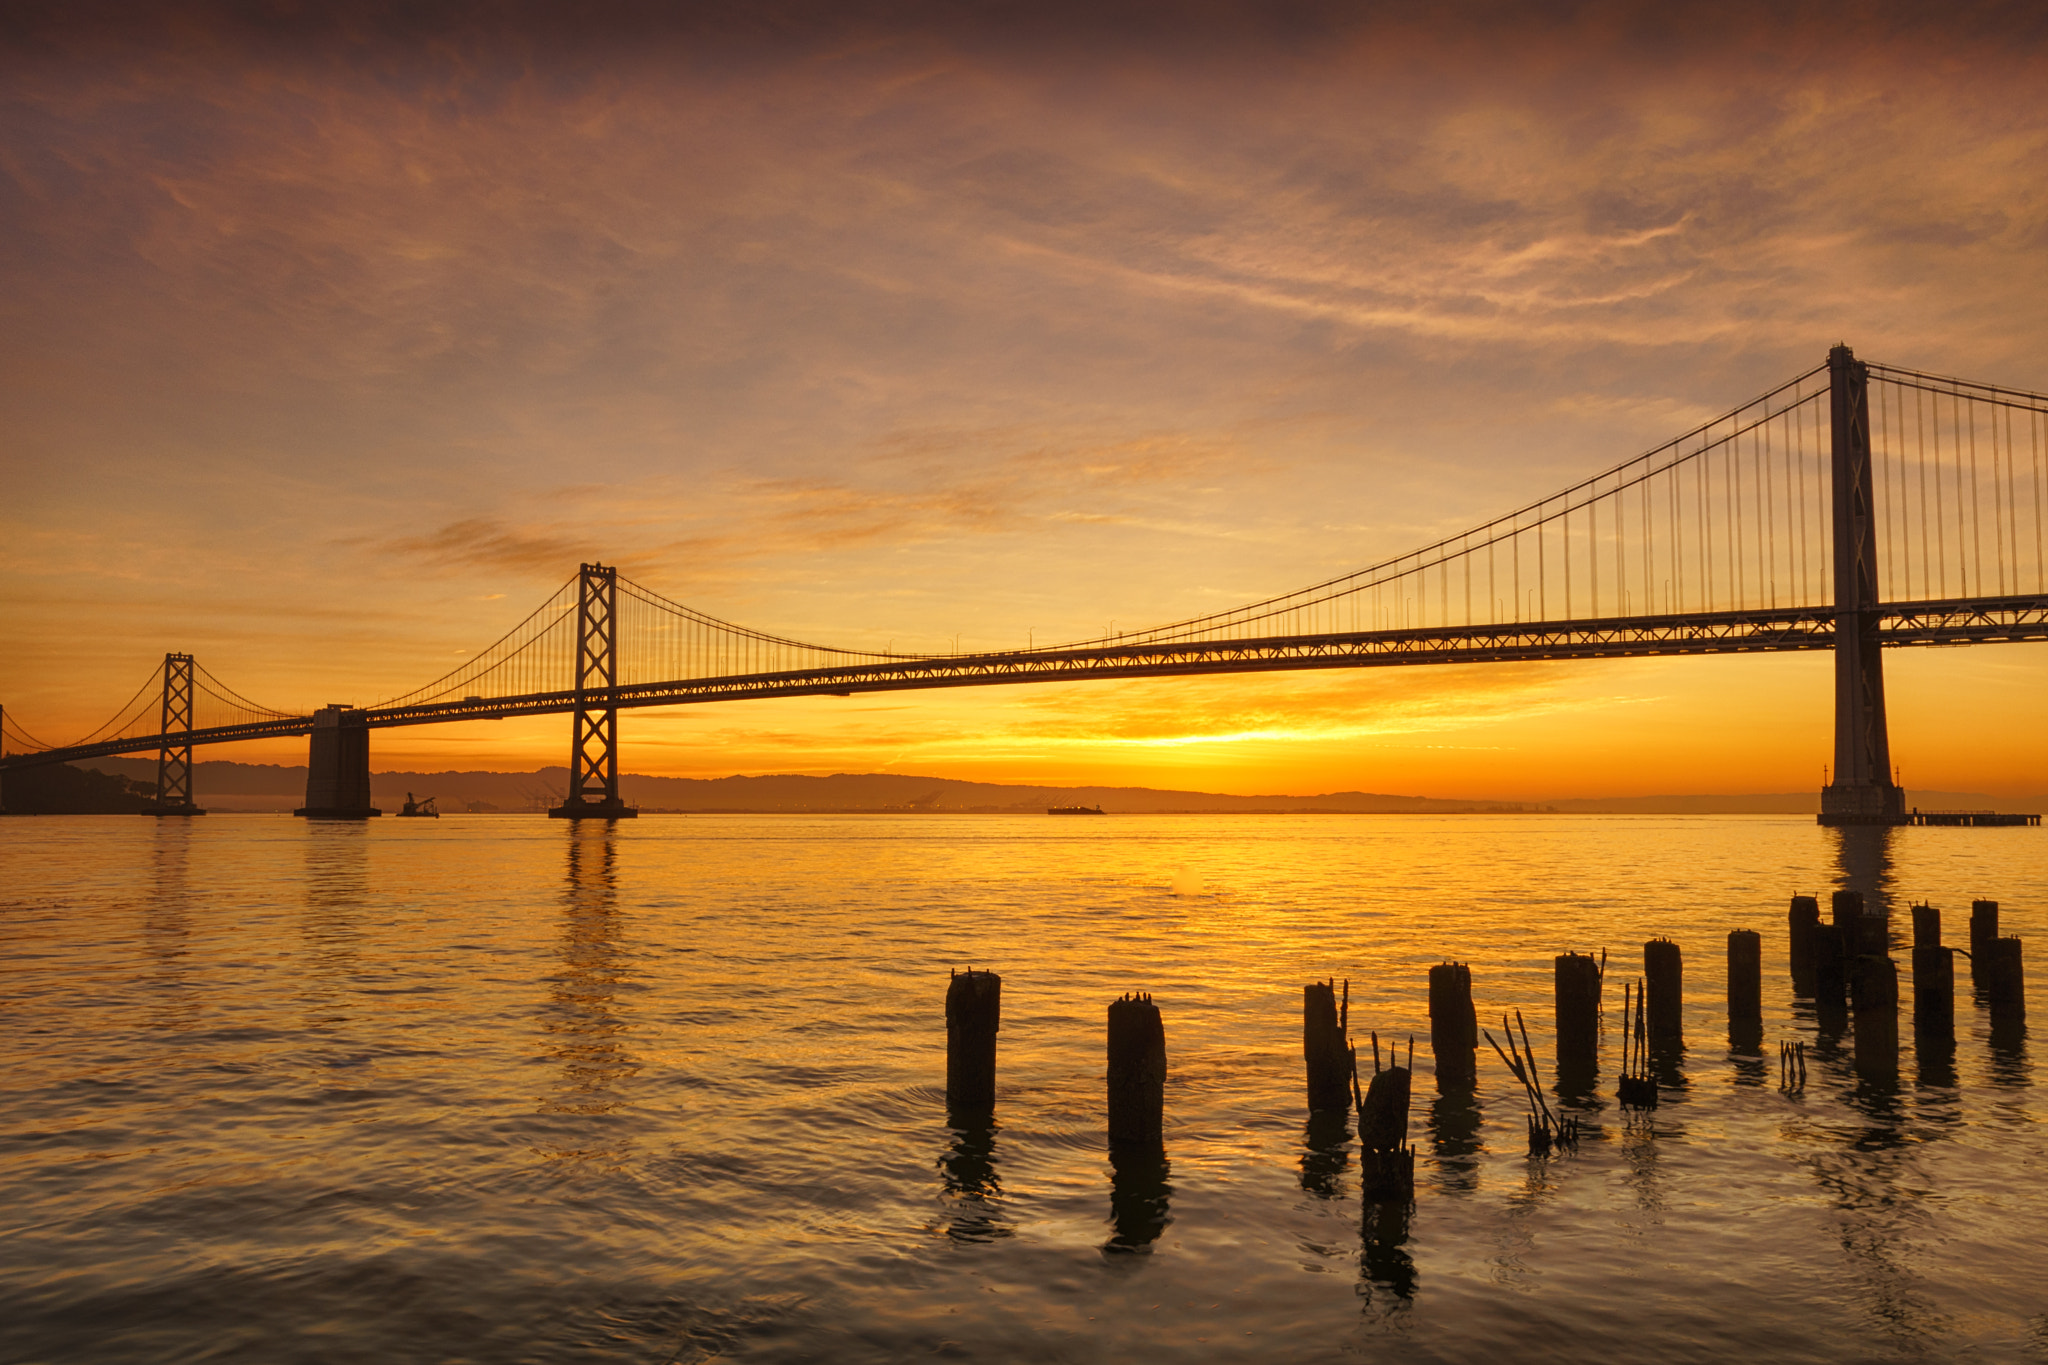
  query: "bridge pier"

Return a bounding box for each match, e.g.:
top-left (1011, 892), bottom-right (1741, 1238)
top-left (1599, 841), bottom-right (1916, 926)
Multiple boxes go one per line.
top-left (550, 562), bottom-right (638, 820)
top-left (1819, 344), bottom-right (1907, 827)
top-left (294, 705), bottom-right (381, 819)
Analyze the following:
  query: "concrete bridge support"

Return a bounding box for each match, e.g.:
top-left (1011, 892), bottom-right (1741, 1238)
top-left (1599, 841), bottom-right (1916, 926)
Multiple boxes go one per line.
top-left (295, 705), bottom-right (381, 819)
top-left (1820, 344), bottom-right (1907, 827)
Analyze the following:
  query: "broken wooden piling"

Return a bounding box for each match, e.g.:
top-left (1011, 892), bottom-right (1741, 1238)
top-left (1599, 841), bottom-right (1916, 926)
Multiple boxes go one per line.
top-left (1644, 938), bottom-right (1682, 1046)
top-left (1553, 952), bottom-right (1602, 1079)
top-left (1354, 1034), bottom-right (1416, 1201)
top-left (1788, 895), bottom-right (1821, 977)
top-left (1107, 993), bottom-right (1166, 1147)
top-left (945, 969), bottom-right (1002, 1113)
top-left (1988, 937), bottom-right (2026, 1028)
top-left (1727, 930), bottom-right (1762, 1051)
top-left (1428, 963), bottom-right (1477, 1093)
top-left (1911, 904), bottom-right (1941, 951)
top-left (1912, 944), bottom-right (1955, 1047)
top-left (1850, 954), bottom-right (1899, 1083)
top-left (1970, 900), bottom-right (2000, 983)
top-left (1303, 979), bottom-right (1352, 1114)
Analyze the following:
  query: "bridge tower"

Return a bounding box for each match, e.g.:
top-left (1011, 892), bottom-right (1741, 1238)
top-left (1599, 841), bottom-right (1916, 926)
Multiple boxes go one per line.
top-left (1819, 344), bottom-right (1907, 826)
top-left (550, 562), bottom-right (637, 820)
top-left (146, 653), bottom-right (205, 816)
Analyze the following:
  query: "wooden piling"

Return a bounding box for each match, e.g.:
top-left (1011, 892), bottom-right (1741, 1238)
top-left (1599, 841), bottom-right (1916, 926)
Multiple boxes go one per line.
top-left (1911, 945), bottom-right (1954, 1045)
top-left (1355, 1034), bottom-right (1417, 1201)
top-left (1428, 963), bottom-right (1477, 1092)
top-left (1788, 895), bottom-right (1820, 975)
top-left (1969, 900), bottom-right (2000, 983)
top-left (1831, 889), bottom-right (1864, 935)
top-left (1855, 907), bottom-right (1890, 958)
top-left (1303, 980), bottom-right (1352, 1114)
top-left (1988, 937), bottom-right (2026, 1026)
top-left (1644, 939), bottom-right (1682, 1045)
top-left (1911, 904), bottom-right (1941, 950)
top-left (1107, 993), bottom-right (1166, 1147)
top-left (1812, 922), bottom-right (1847, 1007)
top-left (1727, 930), bottom-right (1762, 1051)
top-left (945, 969), bottom-right (1001, 1112)
top-left (1553, 952), bottom-right (1601, 1075)
top-left (1358, 1065), bottom-right (1412, 1155)
top-left (1850, 955), bottom-right (1899, 1082)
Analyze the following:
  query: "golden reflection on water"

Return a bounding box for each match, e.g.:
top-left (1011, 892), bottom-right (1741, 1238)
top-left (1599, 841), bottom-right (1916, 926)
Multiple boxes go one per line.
top-left (1, 812), bottom-right (2044, 1364)
top-left (543, 823), bottom-right (637, 1123)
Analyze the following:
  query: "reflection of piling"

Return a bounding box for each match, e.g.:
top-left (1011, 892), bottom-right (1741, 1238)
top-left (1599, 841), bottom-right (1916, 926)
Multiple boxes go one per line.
top-left (1428, 963), bottom-right (1477, 1092)
top-left (1788, 896), bottom-right (1820, 978)
top-left (1105, 1145), bottom-right (1172, 1253)
top-left (1644, 939), bottom-right (1682, 1045)
top-left (1554, 952), bottom-right (1601, 1083)
top-left (1107, 993), bottom-right (1166, 1147)
top-left (1727, 930), bottom-right (1762, 1051)
top-left (1988, 937), bottom-right (2026, 1028)
top-left (1303, 980), bottom-right (1352, 1113)
top-left (1911, 904), bottom-right (1941, 950)
top-left (1912, 945), bottom-right (1954, 1047)
top-left (1850, 955), bottom-right (1899, 1083)
top-left (1969, 901), bottom-right (1999, 983)
top-left (945, 969), bottom-right (1001, 1113)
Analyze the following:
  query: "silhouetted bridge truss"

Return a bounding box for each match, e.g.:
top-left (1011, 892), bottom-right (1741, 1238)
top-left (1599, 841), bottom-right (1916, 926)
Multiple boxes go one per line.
top-left (5, 347), bottom-right (2046, 823)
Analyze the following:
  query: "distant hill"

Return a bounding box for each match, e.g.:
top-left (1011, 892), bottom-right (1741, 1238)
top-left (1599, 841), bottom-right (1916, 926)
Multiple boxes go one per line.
top-left (68, 759), bottom-right (1547, 814)
top-left (50, 758), bottom-right (2048, 816)
top-left (0, 762), bottom-right (157, 814)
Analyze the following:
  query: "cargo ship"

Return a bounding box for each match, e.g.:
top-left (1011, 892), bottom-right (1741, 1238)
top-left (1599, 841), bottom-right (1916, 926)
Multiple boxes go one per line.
top-left (1047, 805), bottom-right (1105, 815)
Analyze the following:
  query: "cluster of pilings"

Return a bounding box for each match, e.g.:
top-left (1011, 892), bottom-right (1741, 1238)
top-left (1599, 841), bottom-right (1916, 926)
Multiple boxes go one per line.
top-left (1788, 892), bottom-right (2027, 1080)
top-left (942, 901), bottom-right (2026, 1222)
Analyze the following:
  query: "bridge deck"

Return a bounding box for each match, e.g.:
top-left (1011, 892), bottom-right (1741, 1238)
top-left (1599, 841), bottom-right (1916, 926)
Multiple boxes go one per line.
top-left (5, 593), bottom-right (2045, 771)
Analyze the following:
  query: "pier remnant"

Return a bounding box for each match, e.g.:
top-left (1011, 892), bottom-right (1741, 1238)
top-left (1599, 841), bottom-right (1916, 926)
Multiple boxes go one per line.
top-left (1788, 896), bottom-right (1820, 976)
top-left (1727, 930), bottom-right (1762, 1050)
top-left (1618, 980), bottom-right (1657, 1109)
top-left (1107, 993), bottom-right (1166, 1147)
top-left (945, 969), bottom-right (1001, 1113)
top-left (1779, 1040), bottom-right (1807, 1092)
top-left (1911, 904), bottom-right (1941, 951)
top-left (1303, 980), bottom-right (1353, 1114)
top-left (1850, 955), bottom-right (1899, 1082)
top-left (1988, 938), bottom-right (2026, 1028)
top-left (1969, 901), bottom-right (1999, 983)
top-left (1428, 963), bottom-right (1477, 1093)
top-left (1644, 939), bottom-right (1683, 1045)
top-left (1812, 922), bottom-right (1848, 1007)
top-left (1553, 952), bottom-right (1602, 1079)
top-left (1912, 945), bottom-right (1955, 1047)
top-left (1485, 1011), bottom-right (1579, 1154)
top-left (1354, 1033), bottom-right (1416, 1201)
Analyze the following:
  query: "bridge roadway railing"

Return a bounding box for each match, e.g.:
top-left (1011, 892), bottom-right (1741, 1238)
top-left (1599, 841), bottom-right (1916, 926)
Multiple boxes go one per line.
top-left (5, 593), bottom-right (2045, 772)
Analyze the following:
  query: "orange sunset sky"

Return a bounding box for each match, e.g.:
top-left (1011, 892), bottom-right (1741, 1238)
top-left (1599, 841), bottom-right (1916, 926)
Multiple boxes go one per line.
top-left (4, 2), bottom-right (2046, 799)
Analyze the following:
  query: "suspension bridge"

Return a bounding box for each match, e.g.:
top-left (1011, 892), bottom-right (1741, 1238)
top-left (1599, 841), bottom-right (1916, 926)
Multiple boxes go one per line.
top-left (3, 345), bottom-right (2046, 824)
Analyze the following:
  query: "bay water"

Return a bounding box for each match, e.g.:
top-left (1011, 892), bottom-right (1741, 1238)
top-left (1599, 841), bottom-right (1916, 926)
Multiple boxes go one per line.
top-left (3, 813), bottom-right (2045, 1362)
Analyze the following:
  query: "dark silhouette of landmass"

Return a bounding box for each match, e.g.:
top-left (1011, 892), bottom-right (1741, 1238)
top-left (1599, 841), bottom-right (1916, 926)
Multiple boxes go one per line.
top-left (32, 758), bottom-right (2047, 817)
top-left (1, 762), bottom-right (158, 814)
